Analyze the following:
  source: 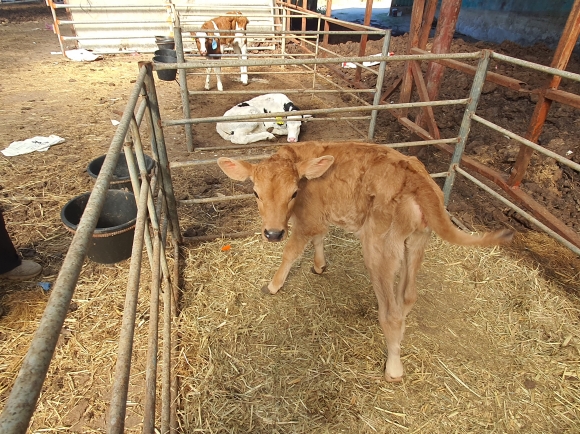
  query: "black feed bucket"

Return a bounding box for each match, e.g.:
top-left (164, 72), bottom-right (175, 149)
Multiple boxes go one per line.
top-left (155, 36), bottom-right (175, 50)
top-left (61, 190), bottom-right (138, 264)
top-left (153, 55), bottom-right (178, 81)
top-left (87, 152), bottom-right (155, 191)
top-left (154, 49), bottom-right (177, 58)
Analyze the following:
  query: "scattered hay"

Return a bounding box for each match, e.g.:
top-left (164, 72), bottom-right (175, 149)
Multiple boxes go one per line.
top-left (0, 261), bottom-right (158, 433)
top-left (177, 225), bottom-right (580, 433)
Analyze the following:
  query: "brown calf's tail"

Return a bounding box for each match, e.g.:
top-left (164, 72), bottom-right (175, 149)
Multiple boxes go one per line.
top-left (416, 174), bottom-right (514, 248)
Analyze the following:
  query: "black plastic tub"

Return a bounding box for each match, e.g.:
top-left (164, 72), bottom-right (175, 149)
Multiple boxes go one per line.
top-left (154, 49), bottom-right (177, 58)
top-left (153, 55), bottom-right (178, 81)
top-left (61, 190), bottom-right (138, 264)
top-left (155, 36), bottom-right (175, 50)
top-left (87, 152), bottom-right (155, 191)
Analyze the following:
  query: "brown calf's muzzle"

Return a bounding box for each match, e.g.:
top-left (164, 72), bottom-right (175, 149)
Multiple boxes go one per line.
top-left (263, 229), bottom-right (285, 242)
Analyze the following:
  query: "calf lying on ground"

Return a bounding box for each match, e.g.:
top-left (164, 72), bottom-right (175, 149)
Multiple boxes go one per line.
top-left (216, 93), bottom-right (309, 144)
top-left (218, 142), bottom-right (513, 382)
top-left (194, 11), bottom-right (249, 91)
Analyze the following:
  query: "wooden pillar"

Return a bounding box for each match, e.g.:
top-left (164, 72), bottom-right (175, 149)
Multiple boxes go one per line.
top-left (414, 0), bottom-right (461, 130)
top-left (508, 0), bottom-right (580, 187)
top-left (354, 0), bottom-right (374, 83)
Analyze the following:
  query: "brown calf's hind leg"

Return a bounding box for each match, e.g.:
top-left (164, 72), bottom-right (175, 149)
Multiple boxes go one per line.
top-left (396, 229), bottom-right (431, 318)
top-left (362, 230), bottom-right (406, 382)
top-left (263, 231), bottom-right (312, 295)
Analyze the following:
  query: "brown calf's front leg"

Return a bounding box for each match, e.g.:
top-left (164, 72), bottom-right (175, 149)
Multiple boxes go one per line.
top-left (263, 231), bottom-right (312, 295)
top-left (311, 233), bottom-right (327, 275)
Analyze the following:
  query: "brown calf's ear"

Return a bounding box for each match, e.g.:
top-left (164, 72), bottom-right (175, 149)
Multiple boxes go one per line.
top-left (298, 155), bottom-right (334, 180)
top-left (217, 157), bottom-right (253, 181)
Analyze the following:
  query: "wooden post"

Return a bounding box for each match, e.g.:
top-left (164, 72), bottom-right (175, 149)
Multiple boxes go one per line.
top-left (508, 0), bottom-right (580, 187)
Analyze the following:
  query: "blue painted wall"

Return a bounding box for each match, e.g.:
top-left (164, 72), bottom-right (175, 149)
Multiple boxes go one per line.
top-left (461, 0), bottom-right (573, 14)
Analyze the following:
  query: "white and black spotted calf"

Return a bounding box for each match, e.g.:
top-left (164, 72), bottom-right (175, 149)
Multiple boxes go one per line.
top-left (216, 93), bottom-right (311, 145)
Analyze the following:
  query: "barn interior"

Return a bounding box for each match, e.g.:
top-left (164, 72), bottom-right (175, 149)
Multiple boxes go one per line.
top-left (1, 0), bottom-right (579, 432)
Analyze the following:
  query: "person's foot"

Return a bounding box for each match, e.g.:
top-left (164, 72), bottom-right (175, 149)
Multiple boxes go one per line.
top-left (0, 260), bottom-right (42, 281)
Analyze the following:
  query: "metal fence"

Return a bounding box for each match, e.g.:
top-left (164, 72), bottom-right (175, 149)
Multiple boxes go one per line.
top-left (1, 2), bottom-right (580, 434)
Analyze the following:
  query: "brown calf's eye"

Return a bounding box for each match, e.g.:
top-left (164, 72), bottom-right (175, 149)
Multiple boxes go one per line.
top-left (291, 191), bottom-right (297, 199)
top-left (254, 191), bottom-right (259, 199)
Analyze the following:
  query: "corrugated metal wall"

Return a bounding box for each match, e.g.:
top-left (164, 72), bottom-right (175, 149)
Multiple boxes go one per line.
top-left (65, 0), bottom-right (275, 52)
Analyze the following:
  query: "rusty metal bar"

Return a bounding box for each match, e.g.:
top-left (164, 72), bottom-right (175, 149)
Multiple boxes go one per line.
top-left (411, 48), bottom-right (524, 90)
top-left (398, 0), bottom-right (426, 117)
top-left (545, 88), bottom-right (580, 108)
top-left (398, 116), bottom-right (435, 139)
top-left (507, 0), bottom-right (580, 187)
top-left (418, 0), bottom-right (438, 49)
top-left (410, 60), bottom-right (440, 139)
top-left (414, 0), bottom-right (462, 136)
top-left (107, 173), bottom-right (152, 434)
top-left (354, 0), bottom-right (374, 83)
top-left (0, 65), bottom-right (149, 434)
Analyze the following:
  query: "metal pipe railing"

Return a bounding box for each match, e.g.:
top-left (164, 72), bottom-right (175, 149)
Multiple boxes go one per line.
top-left (0, 64), bottom-right (149, 434)
top-left (471, 114), bottom-right (580, 173)
top-left (442, 50), bottom-right (492, 204)
top-left (107, 167), bottom-right (152, 434)
top-left (163, 99), bottom-right (470, 127)
top-left (456, 167), bottom-right (580, 255)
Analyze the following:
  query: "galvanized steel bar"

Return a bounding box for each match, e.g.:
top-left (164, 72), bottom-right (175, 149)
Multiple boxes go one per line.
top-left (161, 233), bottom-right (172, 434)
top-left (180, 194), bottom-right (255, 205)
top-left (107, 173), bottom-right (151, 434)
top-left (174, 21), bottom-right (194, 152)
top-left (471, 114), bottom-right (580, 172)
top-left (170, 154), bottom-right (271, 169)
top-left (442, 49), bottom-right (492, 204)
top-left (491, 51), bottom-right (580, 83)
top-left (153, 52), bottom-right (480, 70)
top-left (143, 216), bottom-right (162, 434)
top-left (188, 89), bottom-right (375, 96)
top-left (140, 62), bottom-right (183, 245)
top-left (164, 99), bottom-right (470, 127)
top-left (126, 117), bottom-right (174, 291)
top-left (368, 30), bottom-right (391, 140)
top-left (0, 65), bottom-right (148, 434)
top-left (456, 167), bottom-right (580, 256)
top-left (123, 140), bottom-right (155, 270)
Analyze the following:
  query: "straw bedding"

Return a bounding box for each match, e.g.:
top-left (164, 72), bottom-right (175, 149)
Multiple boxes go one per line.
top-left (175, 224), bottom-right (580, 433)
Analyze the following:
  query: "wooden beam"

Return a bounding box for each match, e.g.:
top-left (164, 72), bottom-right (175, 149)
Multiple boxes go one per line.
top-left (508, 0), bottom-right (580, 187)
top-left (410, 60), bottom-right (440, 139)
top-left (411, 48), bottom-right (525, 91)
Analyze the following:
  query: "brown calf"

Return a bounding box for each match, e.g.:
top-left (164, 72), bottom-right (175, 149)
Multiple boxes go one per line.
top-left (218, 142), bottom-right (513, 382)
top-left (194, 11), bottom-right (249, 91)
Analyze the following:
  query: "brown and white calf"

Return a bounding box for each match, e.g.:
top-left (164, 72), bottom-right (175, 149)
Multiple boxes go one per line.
top-left (194, 11), bottom-right (249, 91)
top-left (218, 142), bottom-right (513, 382)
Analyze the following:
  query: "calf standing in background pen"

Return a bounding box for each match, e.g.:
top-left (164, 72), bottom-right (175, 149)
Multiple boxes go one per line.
top-left (194, 11), bottom-right (249, 91)
top-left (216, 93), bottom-right (311, 145)
top-left (218, 142), bottom-right (514, 382)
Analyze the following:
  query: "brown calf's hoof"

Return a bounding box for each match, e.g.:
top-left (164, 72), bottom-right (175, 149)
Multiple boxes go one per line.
top-left (384, 373), bottom-right (403, 383)
top-left (261, 285), bottom-right (274, 295)
top-left (311, 265), bottom-right (327, 275)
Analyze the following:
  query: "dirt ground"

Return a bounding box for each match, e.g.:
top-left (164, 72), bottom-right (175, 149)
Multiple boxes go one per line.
top-left (1, 2), bottom-right (580, 432)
